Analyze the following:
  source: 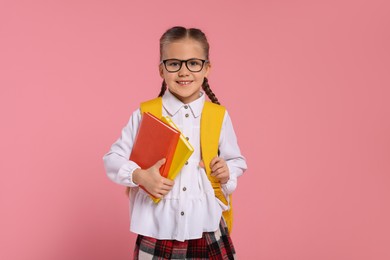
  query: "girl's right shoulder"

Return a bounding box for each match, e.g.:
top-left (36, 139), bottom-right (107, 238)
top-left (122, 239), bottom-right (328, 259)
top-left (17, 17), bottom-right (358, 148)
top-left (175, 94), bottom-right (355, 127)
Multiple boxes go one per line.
top-left (123, 108), bottom-right (142, 128)
top-left (127, 107), bottom-right (142, 126)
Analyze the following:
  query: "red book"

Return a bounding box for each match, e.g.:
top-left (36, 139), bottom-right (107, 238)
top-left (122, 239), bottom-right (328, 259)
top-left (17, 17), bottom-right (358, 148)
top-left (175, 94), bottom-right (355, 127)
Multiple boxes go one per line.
top-left (129, 112), bottom-right (180, 201)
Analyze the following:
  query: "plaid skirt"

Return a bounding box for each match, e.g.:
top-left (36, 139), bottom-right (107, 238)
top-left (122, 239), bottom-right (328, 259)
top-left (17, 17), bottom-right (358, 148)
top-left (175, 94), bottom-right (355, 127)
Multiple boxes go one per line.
top-left (133, 218), bottom-right (236, 260)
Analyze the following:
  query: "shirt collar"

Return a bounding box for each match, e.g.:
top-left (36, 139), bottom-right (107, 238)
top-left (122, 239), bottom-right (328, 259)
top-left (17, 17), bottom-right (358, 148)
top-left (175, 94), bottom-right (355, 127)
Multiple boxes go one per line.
top-left (162, 90), bottom-right (205, 118)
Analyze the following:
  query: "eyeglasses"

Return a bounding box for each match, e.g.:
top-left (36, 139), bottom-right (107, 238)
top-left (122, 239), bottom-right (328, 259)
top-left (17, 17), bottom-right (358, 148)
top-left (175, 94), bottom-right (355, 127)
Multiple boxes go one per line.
top-left (161, 59), bottom-right (209, 73)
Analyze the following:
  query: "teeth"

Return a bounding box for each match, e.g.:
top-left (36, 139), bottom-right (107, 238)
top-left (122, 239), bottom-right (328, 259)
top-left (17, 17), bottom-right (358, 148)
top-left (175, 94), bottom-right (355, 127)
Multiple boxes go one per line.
top-left (178, 81), bottom-right (191, 85)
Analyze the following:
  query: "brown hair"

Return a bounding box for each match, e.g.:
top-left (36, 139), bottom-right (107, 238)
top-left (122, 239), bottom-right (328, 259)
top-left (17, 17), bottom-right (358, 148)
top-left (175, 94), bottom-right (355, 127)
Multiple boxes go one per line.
top-left (158, 26), bottom-right (220, 105)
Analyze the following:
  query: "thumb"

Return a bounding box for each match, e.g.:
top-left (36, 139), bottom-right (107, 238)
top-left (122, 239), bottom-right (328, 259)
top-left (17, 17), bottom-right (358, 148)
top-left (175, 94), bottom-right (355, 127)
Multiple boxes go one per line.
top-left (154, 158), bottom-right (166, 169)
top-left (199, 160), bottom-right (205, 169)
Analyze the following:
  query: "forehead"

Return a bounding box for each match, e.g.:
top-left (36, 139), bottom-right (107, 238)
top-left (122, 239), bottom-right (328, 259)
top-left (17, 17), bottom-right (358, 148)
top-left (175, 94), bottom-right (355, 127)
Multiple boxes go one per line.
top-left (162, 38), bottom-right (206, 59)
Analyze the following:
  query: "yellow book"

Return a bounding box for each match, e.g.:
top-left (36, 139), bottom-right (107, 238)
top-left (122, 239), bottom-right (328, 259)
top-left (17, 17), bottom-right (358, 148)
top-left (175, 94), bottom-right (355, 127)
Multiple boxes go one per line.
top-left (161, 116), bottom-right (194, 180)
top-left (153, 116), bottom-right (194, 203)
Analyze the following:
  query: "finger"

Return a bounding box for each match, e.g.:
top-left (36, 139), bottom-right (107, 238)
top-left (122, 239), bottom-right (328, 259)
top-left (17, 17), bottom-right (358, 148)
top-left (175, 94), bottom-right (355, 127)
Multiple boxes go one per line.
top-left (211, 163), bottom-right (222, 173)
top-left (199, 160), bottom-right (205, 168)
top-left (210, 156), bottom-right (220, 167)
top-left (220, 177), bottom-right (229, 184)
top-left (212, 167), bottom-right (224, 174)
top-left (154, 192), bottom-right (164, 199)
top-left (154, 158), bottom-right (166, 169)
top-left (213, 172), bottom-right (229, 183)
top-left (159, 183), bottom-right (174, 193)
top-left (160, 186), bottom-right (173, 193)
top-left (211, 162), bottom-right (225, 173)
top-left (156, 187), bottom-right (170, 197)
top-left (162, 178), bottom-right (174, 187)
top-left (159, 189), bottom-right (170, 196)
top-left (212, 169), bottom-right (226, 177)
top-left (147, 188), bottom-right (161, 198)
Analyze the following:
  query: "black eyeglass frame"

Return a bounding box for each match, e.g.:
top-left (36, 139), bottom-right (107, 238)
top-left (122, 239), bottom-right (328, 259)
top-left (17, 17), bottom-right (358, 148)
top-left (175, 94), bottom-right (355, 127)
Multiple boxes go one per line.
top-left (160, 59), bottom-right (209, 73)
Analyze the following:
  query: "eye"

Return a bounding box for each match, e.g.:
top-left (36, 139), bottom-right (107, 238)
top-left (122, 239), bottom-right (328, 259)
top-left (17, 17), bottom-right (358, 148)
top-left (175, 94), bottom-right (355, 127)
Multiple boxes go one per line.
top-left (189, 60), bottom-right (202, 66)
top-left (166, 60), bottom-right (180, 67)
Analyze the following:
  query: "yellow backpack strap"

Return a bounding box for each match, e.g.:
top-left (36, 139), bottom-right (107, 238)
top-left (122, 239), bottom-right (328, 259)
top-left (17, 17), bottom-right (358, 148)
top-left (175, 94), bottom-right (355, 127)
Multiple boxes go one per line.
top-left (140, 97), bottom-right (162, 118)
top-left (201, 102), bottom-right (233, 233)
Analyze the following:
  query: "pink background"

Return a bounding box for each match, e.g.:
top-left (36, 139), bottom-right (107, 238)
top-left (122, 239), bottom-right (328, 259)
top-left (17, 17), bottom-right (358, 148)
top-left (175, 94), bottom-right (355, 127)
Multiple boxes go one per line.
top-left (1, 0), bottom-right (389, 259)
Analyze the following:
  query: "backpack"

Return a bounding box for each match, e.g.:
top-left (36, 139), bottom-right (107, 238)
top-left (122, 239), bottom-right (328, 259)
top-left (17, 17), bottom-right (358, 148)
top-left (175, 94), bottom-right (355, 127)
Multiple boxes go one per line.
top-left (140, 97), bottom-right (234, 233)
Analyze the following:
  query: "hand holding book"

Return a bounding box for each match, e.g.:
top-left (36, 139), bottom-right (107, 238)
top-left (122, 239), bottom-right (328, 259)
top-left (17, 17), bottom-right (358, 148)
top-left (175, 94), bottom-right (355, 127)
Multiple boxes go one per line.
top-left (129, 112), bottom-right (194, 203)
top-left (132, 158), bottom-right (174, 199)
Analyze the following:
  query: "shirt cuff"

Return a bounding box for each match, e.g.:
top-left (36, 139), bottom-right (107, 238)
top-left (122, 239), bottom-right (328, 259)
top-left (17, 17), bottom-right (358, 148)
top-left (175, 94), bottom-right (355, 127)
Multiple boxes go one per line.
top-left (221, 167), bottom-right (237, 195)
top-left (117, 161), bottom-right (140, 187)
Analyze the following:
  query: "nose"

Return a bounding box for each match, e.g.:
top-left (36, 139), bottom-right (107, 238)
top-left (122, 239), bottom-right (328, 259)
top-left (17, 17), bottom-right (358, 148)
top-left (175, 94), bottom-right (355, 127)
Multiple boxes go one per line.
top-left (178, 60), bottom-right (190, 76)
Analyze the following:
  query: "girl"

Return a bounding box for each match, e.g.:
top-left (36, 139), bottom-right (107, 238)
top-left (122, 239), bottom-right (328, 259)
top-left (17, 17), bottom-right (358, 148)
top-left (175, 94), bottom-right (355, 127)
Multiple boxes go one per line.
top-left (103, 26), bottom-right (247, 259)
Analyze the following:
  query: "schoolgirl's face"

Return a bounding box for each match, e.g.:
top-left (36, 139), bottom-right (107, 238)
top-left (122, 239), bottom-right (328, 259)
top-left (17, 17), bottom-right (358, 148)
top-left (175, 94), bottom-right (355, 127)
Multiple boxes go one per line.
top-left (159, 38), bottom-right (210, 104)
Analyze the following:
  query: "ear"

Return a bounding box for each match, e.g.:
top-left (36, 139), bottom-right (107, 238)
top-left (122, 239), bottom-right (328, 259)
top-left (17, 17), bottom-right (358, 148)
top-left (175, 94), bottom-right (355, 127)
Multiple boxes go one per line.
top-left (204, 62), bottom-right (211, 78)
top-left (159, 64), bottom-right (164, 78)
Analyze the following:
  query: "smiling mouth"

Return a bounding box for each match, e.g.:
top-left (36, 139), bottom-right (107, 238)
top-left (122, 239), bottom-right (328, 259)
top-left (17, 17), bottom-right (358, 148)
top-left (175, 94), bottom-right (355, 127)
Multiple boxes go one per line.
top-left (177, 81), bottom-right (193, 85)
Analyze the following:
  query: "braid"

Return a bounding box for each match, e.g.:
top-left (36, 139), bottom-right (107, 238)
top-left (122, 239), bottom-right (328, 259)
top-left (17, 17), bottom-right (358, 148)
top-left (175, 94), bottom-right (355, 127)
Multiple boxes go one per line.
top-left (158, 80), bottom-right (167, 97)
top-left (202, 77), bottom-right (220, 105)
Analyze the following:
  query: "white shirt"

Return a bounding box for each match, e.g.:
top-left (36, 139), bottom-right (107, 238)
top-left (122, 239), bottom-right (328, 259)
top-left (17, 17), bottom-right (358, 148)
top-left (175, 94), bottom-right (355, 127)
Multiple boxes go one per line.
top-left (103, 91), bottom-right (247, 241)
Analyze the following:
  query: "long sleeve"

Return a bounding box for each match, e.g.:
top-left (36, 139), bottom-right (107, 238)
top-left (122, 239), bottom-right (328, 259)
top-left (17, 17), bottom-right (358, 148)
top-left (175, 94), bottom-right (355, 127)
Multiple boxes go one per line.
top-left (103, 109), bottom-right (142, 187)
top-left (102, 91), bottom-right (247, 241)
top-left (219, 111), bottom-right (247, 195)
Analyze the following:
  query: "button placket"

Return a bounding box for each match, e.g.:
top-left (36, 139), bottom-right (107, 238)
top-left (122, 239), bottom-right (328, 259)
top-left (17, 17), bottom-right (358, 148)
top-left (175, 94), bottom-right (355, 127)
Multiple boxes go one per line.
top-left (176, 104), bottom-right (192, 236)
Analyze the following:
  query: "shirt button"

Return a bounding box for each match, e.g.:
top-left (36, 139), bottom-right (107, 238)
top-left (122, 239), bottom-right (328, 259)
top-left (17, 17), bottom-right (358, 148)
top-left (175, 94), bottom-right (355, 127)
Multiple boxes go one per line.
top-left (185, 161), bottom-right (188, 165)
top-left (185, 113), bottom-right (189, 118)
top-left (185, 137), bottom-right (189, 141)
top-left (184, 105), bottom-right (188, 109)
top-left (181, 211), bottom-right (185, 216)
top-left (183, 187), bottom-right (187, 191)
